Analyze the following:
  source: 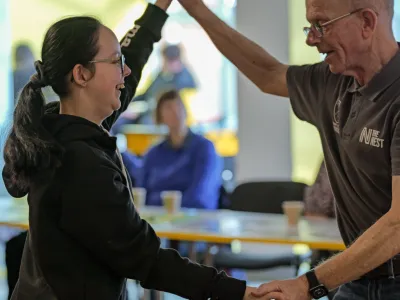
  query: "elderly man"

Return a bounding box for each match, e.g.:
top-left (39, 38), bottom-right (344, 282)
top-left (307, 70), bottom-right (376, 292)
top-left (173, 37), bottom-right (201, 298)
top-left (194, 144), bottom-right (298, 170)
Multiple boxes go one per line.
top-left (178, 0), bottom-right (400, 299)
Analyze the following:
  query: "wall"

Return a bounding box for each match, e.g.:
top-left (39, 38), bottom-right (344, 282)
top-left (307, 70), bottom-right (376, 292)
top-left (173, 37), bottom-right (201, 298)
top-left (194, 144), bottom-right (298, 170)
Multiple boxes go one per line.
top-left (235, 0), bottom-right (326, 185)
top-left (235, 0), bottom-right (292, 183)
top-left (289, 0), bottom-right (323, 184)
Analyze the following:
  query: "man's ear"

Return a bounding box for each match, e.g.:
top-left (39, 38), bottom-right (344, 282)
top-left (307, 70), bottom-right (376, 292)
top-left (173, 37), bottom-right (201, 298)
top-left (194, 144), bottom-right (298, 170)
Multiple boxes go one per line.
top-left (360, 9), bottom-right (378, 39)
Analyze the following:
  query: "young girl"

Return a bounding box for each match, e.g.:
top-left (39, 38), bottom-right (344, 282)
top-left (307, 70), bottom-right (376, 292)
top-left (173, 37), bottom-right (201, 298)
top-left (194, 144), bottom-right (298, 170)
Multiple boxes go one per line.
top-left (2, 1), bottom-right (254, 299)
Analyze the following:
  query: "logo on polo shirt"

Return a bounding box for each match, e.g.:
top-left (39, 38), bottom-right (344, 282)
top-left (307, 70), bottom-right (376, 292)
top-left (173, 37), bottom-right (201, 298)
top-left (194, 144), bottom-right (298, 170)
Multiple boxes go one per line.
top-left (333, 99), bottom-right (341, 134)
top-left (359, 127), bottom-right (384, 148)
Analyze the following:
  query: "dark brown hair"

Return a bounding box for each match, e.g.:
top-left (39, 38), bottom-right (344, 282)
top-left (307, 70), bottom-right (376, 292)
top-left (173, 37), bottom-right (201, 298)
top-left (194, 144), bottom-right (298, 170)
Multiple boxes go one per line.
top-left (4, 16), bottom-right (101, 191)
top-left (154, 89), bottom-right (185, 124)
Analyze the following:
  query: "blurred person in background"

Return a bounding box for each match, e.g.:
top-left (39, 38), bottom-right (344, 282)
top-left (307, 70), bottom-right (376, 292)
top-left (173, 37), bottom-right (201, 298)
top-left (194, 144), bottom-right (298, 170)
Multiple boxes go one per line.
top-left (134, 44), bottom-right (197, 103)
top-left (138, 89), bottom-right (222, 210)
top-left (304, 160), bottom-right (335, 219)
top-left (138, 89), bottom-right (223, 268)
top-left (116, 133), bottom-right (143, 186)
top-left (112, 44), bottom-right (197, 131)
top-left (13, 44), bottom-right (36, 104)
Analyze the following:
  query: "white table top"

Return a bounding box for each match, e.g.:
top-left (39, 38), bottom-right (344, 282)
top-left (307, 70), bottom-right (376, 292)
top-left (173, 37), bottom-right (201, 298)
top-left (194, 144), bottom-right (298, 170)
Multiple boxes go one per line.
top-left (0, 198), bottom-right (345, 250)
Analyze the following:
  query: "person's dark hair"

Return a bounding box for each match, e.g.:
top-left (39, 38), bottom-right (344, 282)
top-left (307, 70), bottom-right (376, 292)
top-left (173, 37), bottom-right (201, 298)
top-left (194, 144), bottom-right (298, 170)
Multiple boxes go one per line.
top-left (155, 89), bottom-right (185, 124)
top-left (162, 44), bottom-right (181, 61)
top-left (4, 16), bottom-right (102, 192)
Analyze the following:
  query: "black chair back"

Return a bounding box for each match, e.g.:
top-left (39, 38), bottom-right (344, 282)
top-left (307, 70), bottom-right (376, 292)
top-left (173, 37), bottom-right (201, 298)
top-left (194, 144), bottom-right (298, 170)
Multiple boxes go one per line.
top-left (230, 181), bottom-right (308, 214)
top-left (218, 185), bottom-right (231, 209)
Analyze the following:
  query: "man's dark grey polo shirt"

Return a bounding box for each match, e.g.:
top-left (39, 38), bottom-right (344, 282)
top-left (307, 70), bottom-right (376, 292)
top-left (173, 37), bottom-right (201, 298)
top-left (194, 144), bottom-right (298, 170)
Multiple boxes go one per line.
top-left (287, 51), bottom-right (400, 248)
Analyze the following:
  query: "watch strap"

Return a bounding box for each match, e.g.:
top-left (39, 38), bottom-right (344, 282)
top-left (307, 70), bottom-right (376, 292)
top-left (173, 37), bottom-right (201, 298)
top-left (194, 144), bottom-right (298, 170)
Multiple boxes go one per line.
top-left (305, 269), bottom-right (321, 289)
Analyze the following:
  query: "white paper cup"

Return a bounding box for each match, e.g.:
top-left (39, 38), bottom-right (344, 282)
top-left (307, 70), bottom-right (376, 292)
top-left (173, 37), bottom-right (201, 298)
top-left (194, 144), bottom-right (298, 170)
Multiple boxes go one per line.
top-left (161, 190), bottom-right (182, 214)
top-left (132, 188), bottom-right (147, 210)
top-left (282, 201), bottom-right (304, 226)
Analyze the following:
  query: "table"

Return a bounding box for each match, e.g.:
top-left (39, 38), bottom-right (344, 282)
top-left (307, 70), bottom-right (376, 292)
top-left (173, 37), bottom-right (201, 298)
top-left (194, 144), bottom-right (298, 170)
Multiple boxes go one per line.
top-left (0, 198), bottom-right (345, 251)
top-left (140, 207), bottom-right (344, 251)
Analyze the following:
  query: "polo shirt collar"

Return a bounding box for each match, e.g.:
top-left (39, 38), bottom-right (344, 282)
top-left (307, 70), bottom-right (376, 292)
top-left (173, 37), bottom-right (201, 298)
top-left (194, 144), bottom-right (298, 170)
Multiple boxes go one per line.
top-left (347, 45), bottom-right (400, 101)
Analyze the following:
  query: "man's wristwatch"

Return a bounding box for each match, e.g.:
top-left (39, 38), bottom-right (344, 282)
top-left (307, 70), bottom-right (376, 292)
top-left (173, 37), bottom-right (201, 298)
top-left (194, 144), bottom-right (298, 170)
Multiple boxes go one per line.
top-left (305, 269), bottom-right (329, 299)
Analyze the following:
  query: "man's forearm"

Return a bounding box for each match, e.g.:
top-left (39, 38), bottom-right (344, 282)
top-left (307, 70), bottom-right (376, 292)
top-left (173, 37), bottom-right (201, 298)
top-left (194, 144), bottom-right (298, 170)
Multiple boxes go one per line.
top-left (314, 212), bottom-right (400, 290)
top-left (187, 4), bottom-right (288, 97)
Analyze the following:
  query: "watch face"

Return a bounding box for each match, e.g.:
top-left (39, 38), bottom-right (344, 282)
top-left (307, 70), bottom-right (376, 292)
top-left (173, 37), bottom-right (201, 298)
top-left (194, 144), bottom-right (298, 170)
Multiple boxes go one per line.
top-left (311, 287), bottom-right (328, 299)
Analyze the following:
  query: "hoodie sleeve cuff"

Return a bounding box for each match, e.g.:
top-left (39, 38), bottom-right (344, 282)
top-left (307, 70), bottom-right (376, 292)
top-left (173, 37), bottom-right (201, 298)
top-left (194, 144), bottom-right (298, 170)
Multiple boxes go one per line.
top-left (214, 276), bottom-right (246, 300)
top-left (134, 4), bottom-right (168, 42)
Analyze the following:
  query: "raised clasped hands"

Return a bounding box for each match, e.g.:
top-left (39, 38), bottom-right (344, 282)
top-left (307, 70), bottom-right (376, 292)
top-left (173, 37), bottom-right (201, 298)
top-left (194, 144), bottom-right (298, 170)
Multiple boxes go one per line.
top-left (154, 0), bottom-right (173, 11)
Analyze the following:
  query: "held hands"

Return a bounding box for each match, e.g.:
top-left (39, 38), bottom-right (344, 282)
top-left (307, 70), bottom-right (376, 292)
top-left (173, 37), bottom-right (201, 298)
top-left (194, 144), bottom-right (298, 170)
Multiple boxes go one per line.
top-left (243, 286), bottom-right (262, 300)
top-left (250, 277), bottom-right (311, 300)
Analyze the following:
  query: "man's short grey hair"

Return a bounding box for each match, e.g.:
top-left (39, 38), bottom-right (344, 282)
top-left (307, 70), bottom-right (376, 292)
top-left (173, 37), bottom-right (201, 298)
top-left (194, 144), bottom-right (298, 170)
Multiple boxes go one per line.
top-left (350, 0), bottom-right (394, 19)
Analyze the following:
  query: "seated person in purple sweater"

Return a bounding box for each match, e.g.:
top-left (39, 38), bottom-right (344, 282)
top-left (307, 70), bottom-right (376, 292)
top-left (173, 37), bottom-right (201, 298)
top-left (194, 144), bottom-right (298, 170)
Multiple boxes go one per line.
top-left (137, 89), bottom-right (222, 210)
top-left (115, 133), bottom-right (142, 186)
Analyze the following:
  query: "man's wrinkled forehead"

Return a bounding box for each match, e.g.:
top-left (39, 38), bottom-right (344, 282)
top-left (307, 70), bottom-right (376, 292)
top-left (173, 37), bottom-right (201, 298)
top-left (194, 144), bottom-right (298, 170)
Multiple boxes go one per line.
top-left (305, 0), bottom-right (352, 22)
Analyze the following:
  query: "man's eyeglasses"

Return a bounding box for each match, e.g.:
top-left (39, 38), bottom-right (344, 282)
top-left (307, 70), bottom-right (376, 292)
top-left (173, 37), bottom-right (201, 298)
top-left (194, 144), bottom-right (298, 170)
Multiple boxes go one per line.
top-left (303, 8), bottom-right (363, 38)
top-left (89, 54), bottom-right (126, 74)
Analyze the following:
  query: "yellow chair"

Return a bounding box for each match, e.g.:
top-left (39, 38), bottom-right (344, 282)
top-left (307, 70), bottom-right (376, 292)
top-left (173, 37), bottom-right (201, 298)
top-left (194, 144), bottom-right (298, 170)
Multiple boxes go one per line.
top-left (180, 88), bottom-right (197, 127)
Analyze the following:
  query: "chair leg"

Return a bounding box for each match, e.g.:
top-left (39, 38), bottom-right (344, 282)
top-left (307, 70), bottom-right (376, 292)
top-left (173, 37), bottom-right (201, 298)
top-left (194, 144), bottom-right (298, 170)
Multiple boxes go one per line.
top-left (154, 291), bottom-right (164, 300)
top-left (294, 254), bottom-right (308, 276)
top-left (136, 281), bottom-right (145, 300)
top-left (188, 242), bottom-right (197, 261)
top-left (204, 244), bottom-right (216, 266)
top-left (294, 256), bottom-right (300, 276)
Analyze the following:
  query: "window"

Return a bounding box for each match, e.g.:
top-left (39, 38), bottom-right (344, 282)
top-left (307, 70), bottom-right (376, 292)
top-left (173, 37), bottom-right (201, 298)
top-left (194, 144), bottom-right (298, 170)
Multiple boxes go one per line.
top-left (115, 0), bottom-right (238, 131)
top-left (394, 3), bottom-right (400, 39)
